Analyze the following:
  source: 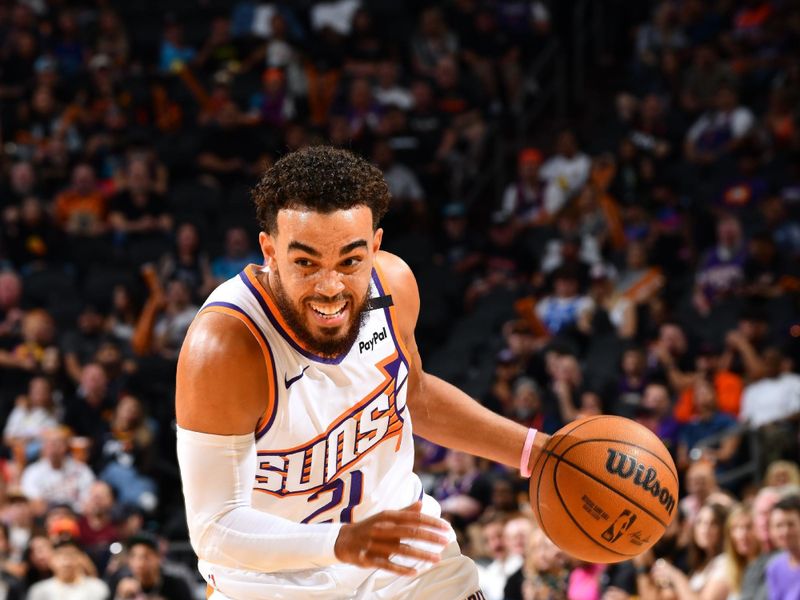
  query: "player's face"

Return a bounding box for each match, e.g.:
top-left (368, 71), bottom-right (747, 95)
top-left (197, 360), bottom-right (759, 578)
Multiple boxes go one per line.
top-left (260, 206), bottom-right (382, 357)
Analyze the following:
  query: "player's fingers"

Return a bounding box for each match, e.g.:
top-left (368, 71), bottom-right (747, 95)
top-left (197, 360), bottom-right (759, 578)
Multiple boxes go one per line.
top-left (371, 524), bottom-right (449, 546)
top-left (366, 555), bottom-right (418, 577)
top-left (382, 510), bottom-right (450, 531)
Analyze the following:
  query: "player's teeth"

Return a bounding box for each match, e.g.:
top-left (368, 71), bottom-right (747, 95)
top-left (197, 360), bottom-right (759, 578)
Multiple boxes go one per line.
top-left (310, 302), bottom-right (345, 316)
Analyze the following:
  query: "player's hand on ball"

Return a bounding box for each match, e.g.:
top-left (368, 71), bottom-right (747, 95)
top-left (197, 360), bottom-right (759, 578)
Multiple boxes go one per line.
top-left (334, 500), bottom-right (449, 576)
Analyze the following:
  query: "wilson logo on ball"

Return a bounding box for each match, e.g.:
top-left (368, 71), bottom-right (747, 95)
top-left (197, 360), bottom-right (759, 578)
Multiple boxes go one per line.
top-left (605, 449), bottom-right (676, 516)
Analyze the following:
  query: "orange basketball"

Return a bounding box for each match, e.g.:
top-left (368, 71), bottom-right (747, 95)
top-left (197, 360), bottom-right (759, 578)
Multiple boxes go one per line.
top-left (530, 415), bottom-right (679, 563)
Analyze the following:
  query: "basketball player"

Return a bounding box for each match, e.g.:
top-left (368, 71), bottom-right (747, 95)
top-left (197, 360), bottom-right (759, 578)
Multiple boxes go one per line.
top-left (176, 146), bottom-right (548, 599)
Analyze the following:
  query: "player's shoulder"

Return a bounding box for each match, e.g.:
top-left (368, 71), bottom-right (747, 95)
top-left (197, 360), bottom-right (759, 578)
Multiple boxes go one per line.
top-left (375, 250), bottom-right (420, 331)
top-left (179, 309), bottom-right (264, 372)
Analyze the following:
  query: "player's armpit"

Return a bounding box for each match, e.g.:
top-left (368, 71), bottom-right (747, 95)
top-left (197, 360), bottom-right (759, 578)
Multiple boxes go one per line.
top-left (176, 310), bottom-right (269, 435)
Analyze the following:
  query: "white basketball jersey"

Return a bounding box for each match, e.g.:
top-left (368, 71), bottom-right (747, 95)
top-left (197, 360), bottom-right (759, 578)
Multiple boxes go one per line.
top-left (195, 264), bottom-right (451, 597)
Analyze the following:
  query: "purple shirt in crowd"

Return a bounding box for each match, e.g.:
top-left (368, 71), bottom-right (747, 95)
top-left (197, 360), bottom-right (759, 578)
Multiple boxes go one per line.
top-left (766, 552), bottom-right (800, 600)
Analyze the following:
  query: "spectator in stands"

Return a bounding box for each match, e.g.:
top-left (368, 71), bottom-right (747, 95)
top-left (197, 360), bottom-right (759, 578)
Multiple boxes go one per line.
top-left (211, 226), bottom-right (261, 284)
top-left (540, 130), bottom-right (591, 218)
top-left (372, 139), bottom-right (426, 228)
top-left (764, 462), bottom-right (800, 489)
top-left (373, 60), bottom-right (414, 110)
top-left (27, 539), bottom-right (108, 600)
top-left (434, 450), bottom-right (493, 525)
top-left (63, 363), bottom-right (111, 448)
top-left (411, 7), bottom-right (458, 78)
top-left (0, 272), bottom-right (24, 342)
top-left (132, 278), bottom-right (197, 360)
top-left (536, 266), bottom-right (593, 336)
top-left (77, 481), bottom-right (119, 569)
top-left (501, 148), bottom-right (549, 228)
top-left (97, 393), bottom-right (157, 512)
top-left (53, 164), bottom-right (107, 238)
top-left (157, 222), bottom-right (214, 301)
top-left (649, 502), bottom-right (728, 598)
top-left (246, 68), bottom-right (296, 129)
top-left (2, 162), bottom-right (41, 207)
top-left (636, 382), bottom-right (681, 455)
top-left (62, 304), bottom-right (109, 384)
top-left (1, 196), bottom-right (63, 271)
top-left (677, 378), bottom-right (740, 475)
top-left (680, 461), bottom-right (721, 523)
top-left (765, 495), bottom-right (800, 599)
top-left (109, 533), bottom-right (193, 600)
top-left (685, 84), bottom-right (754, 164)
top-left (476, 513), bottom-right (520, 600)
top-left (159, 20), bottom-right (196, 73)
top-left (741, 486), bottom-right (786, 599)
top-left (693, 214), bottom-right (748, 314)
top-left (505, 527), bottom-right (568, 600)
top-left (108, 159), bottom-right (172, 246)
top-left (3, 376), bottom-right (58, 461)
top-left (20, 427), bottom-right (95, 516)
top-left (673, 342), bottom-right (743, 423)
top-left (722, 504), bottom-right (761, 599)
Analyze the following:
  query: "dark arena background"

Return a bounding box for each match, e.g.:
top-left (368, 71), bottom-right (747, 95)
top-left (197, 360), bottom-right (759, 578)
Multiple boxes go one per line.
top-left (1, 1), bottom-right (800, 598)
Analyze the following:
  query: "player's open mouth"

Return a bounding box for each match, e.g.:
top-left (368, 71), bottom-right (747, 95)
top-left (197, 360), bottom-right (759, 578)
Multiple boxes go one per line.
top-left (308, 301), bottom-right (348, 325)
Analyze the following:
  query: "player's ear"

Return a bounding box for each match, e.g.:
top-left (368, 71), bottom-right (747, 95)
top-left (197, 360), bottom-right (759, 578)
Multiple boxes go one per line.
top-left (259, 231), bottom-right (277, 269)
top-left (372, 228), bottom-right (383, 255)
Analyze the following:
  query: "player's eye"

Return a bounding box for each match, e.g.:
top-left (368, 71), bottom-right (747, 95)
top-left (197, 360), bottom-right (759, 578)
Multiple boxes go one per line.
top-left (295, 258), bottom-right (314, 268)
top-left (340, 257), bottom-right (361, 268)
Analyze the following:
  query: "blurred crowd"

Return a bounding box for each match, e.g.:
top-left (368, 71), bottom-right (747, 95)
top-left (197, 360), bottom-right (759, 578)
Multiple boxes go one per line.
top-left (0, 0), bottom-right (799, 599)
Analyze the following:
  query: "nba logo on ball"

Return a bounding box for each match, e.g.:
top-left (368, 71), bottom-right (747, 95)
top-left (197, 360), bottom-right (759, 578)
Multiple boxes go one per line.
top-left (530, 416), bottom-right (679, 563)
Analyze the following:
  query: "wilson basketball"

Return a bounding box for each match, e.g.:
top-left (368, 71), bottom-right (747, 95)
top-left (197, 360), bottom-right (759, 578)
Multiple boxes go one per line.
top-left (530, 415), bottom-right (679, 563)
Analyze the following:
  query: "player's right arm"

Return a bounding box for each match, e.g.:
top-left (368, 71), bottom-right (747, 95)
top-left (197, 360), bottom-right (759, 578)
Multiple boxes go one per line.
top-left (176, 312), bottom-right (448, 575)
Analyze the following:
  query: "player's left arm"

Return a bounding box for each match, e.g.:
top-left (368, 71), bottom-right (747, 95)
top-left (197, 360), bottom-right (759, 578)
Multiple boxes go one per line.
top-left (377, 251), bottom-right (549, 473)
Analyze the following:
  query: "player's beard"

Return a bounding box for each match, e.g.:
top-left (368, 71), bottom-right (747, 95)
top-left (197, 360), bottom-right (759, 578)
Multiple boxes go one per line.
top-left (270, 268), bottom-right (370, 357)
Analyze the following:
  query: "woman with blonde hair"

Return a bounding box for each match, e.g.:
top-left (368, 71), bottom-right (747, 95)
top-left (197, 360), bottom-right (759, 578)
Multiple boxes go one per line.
top-left (722, 504), bottom-right (760, 600)
top-left (764, 460), bottom-right (800, 489)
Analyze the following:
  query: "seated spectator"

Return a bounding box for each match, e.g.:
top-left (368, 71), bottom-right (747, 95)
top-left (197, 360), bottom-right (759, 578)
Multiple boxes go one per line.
top-left (501, 148), bottom-right (550, 227)
top-left (62, 304), bottom-right (110, 384)
top-left (0, 309), bottom-right (59, 378)
top-left (20, 427), bottom-right (95, 517)
top-left (77, 481), bottom-right (119, 570)
top-left (0, 272), bottom-right (24, 344)
top-left (476, 513), bottom-right (521, 600)
top-left (373, 60), bottom-right (414, 110)
top-left (579, 264), bottom-right (637, 339)
top-left (63, 363), bottom-right (112, 448)
top-left (108, 533), bottom-right (193, 600)
top-left (508, 377), bottom-right (560, 433)
top-left (105, 285), bottom-right (140, 344)
top-left (503, 517), bottom-right (534, 561)
top-left (132, 278), bottom-right (198, 360)
top-left (108, 159), bottom-right (172, 244)
top-left (680, 461), bottom-right (721, 524)
top-left (673, 342), bottom-right (743, 423)
top-left (1, 196), bottom-right (63, 271)
top-left (764, 461), bottom-right (800, 490)
top-left (245, 67), bottom-right (296, 129)
top-left (765, 495), bottom-right (800, 599)
top-left (158, 222), bottom-right (214, 302)
top-left (715, 146), bottom-right (769, 217)
top-left (634, 3), bottom-right (688, 69)
top-left (740, 347), bottom-right (800, 428)
top-left (719, 306), bottom-right (769, 382)
top-left (1, 162), bottom-right (42, 207)
top-left (504, 528), bottom-right (568, 600)
top-left (159, 20), bottom-right (196, 73)
top-left (372, 139), bottom-right (426, 227)
top-left (27, 539), bottom-right (108, 600)
top-left (676, 378), bottom-right (740, 473)
top-left (53, 164), bottom-right (107, 238)
top-left (434, 451), bottom-right (493, 525)
top-left (684, 84), bottom-right (754, 164)
top-left (97, 394), bottom-right (157, 512)
top-left (722, 504), bottom-right (762, 600)
top-left (693, 214), bottom-right (748, 315)
top-left (411, 7), bottom-right (458, 78)
top-left (539, 130), bottom-right (591, 218)
top-left (742, 485), bottom-right (789, 599)
top-left (3, 377), bottom-right (59, 462)
top-left (743, 231), bottom-right (793, 300)
top-left (196, 102), bottom-right (265, 187)
top-left (636, 383), bottom-right (681, 456)
top-left (649, 502), bottom-right (729, 598)
top-left (211, 226), bottom-right (261, 284)
top-left (535, 266), bottom-right (593, 336)
top-left (616, 346), bottom-right (649, 416)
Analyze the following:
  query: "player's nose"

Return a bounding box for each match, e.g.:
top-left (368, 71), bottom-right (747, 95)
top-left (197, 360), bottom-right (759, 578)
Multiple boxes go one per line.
top-left (314, 270), bottom-right (345, 297)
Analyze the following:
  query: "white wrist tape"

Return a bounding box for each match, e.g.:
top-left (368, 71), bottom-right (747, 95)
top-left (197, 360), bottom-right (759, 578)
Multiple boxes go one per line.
top-left (176, 426), bottom-right (342, 572)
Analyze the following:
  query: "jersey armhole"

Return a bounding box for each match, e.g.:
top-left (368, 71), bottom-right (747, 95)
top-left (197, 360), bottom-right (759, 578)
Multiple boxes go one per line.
top-left (372, 262), bottom-right (414, 368)
top-left (198, 304), bottom-right (278, 437)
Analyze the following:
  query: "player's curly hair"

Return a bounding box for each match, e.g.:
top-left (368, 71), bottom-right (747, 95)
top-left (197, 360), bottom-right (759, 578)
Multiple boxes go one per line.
top-left (252, 146), bottom-right (390, 233)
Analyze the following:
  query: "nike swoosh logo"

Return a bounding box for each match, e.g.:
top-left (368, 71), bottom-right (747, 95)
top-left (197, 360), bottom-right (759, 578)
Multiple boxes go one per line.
top-left (284, 366), bottom-right (309, 389)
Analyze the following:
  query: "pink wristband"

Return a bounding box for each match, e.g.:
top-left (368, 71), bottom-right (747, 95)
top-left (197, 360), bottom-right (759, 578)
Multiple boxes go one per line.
top-left (520, 428), bottom-right (538, 478)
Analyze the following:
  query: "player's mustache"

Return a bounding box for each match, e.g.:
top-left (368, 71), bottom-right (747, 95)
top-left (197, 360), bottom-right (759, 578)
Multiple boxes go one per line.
top-left (306, 294), bottom-right (352, 304)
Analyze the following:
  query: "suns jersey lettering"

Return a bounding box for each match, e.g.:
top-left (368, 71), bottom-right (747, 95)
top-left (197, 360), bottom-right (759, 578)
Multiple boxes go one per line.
top-left (198, 264), bottom-right (421, 526)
